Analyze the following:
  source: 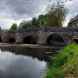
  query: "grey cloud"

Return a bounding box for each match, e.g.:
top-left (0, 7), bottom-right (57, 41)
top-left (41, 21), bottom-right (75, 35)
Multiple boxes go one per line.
top-left (0, 0), bottom-right (49, 19)
top-left (0, 0), bottom-right (50, 29)
top-left (65, 0), bottom-right (78, 17)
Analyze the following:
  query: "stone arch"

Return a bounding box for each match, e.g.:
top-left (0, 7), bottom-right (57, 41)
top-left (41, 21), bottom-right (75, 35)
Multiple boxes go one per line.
top-left (46, 33), bottom-right (65, 46)
top-left (0, 36), bottom-right (2, 42)
top-left (72, 38), bottom-right (78, 43)
top-left (8, 37), bottom-right (16, 43)
top-left (23, 35), bottom-right (38, 44)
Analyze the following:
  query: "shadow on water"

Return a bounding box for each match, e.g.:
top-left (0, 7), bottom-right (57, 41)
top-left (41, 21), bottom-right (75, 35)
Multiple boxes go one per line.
top-left (0, 49), bottom-right (47, 78)
top-left (0, 46), bottom-right (52, 61)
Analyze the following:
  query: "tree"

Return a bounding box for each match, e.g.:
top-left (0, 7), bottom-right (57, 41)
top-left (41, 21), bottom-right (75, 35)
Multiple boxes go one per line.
top-left (46, 0), bottom-right (67, 27)
top-left (38, 15), bottom-right (48, 27)
top-left (18, 21), bottom-right (32, 32)
top-left (32, 18), bottom-right (39, 27)
top-left (18, 0), bottom-right (67, 30)
top-left (37, 0), bottom-right (67, 27)
top-left (0, 26), bottom-right (2, 31)
top-left (9, 23), bottom-right (17, 32)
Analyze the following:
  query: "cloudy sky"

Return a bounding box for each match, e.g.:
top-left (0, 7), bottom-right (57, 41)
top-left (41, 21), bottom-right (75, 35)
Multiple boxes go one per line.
top-left (0, 0), bottom-right (78, 29)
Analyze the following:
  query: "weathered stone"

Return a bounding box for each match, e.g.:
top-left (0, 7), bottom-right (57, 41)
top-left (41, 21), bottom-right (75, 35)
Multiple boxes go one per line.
top-left (0, 27), bottom-right (78, 45)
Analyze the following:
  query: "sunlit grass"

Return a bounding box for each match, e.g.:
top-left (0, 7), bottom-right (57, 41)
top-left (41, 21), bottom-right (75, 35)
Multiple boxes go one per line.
top-left (45, 43), bottom-right (78, 78)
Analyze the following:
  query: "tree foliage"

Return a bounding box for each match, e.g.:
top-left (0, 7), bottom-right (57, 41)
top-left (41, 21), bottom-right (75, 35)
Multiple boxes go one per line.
top-left (18, 0), bottom-right (67, 31)
top-left (47, 2), bottom-right (66, 26)
top-left (46, 43), bottom-right (78, 78)
top-left (18, 21), bottom-right (32, 32)
top-left (0, 26), bottom-right (2, 31)
top-left (9, 23), bottom-right (17, 32)
top-left (32, 18), bottom-right (39, 27)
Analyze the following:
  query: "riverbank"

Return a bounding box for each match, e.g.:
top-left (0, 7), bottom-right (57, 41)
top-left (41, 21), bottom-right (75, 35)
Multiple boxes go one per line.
top-left (0, 43), bottom-right (63, 49)
top-left (46, 43), bottom-right (78, 78)
top-left (0, 43), bottom-right (64, 61)
top-left (0, 43), bottom-right (63, 55)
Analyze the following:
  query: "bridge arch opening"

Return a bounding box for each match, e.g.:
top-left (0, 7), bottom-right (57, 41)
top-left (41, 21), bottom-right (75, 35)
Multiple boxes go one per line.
top-left (8, 37), bottom-right (16, 43)
top-left (46, 34), bottom-right (65, 46)
top-left (23, 35), bottom-right (37, 44)
top-left (0, 37), bottom-right (2, 42)
top-left (73, 38), bottom-right (78, 43)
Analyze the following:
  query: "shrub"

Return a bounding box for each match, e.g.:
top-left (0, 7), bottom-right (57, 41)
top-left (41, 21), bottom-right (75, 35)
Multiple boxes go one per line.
top-left (46, 43), bottom-right (78, 78)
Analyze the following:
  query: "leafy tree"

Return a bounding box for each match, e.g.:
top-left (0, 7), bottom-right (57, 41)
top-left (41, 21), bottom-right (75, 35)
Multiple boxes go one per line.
top-left (32, 18), bottom-right (39, 27)
top-left (47, 0), bottom-right (66, 27)
top-left (9, 23), bottom-right (17, 32)
top-left (38, 15), bottom-right (48, 27)
top-left (18, 21), bottom-right (32, 32)
top-left (0, 26), bottom-right (2, 31)
top-left (18, 0), bottom-right (67, 31)
top-left (37, 0), bottom-right (67, 27)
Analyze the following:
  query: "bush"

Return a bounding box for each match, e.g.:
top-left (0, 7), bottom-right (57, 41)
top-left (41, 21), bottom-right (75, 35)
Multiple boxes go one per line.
top-left (46, 43), bottom-right (78, 78)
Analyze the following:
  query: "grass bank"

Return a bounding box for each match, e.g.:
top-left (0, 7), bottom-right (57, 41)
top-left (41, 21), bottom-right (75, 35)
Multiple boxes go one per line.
top-left (45, 43), bottom-right (78, 78)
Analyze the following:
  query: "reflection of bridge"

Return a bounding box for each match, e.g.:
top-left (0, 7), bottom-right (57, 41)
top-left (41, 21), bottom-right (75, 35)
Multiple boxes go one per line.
top-left (0, 27), bottom-right (78, 60)
top-left (0, 27), bottom-right (78, 46)
top-left (0, 43), bottom-right (64, 61)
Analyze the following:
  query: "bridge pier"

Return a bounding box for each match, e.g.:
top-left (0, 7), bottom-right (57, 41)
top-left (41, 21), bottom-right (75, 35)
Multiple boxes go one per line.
top-left (0, 27), bottom-right (78, 46)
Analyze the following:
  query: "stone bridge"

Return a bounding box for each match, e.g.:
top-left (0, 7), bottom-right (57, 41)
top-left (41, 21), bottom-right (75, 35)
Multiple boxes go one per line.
top-left (0, 27), bottom-right (78, 46)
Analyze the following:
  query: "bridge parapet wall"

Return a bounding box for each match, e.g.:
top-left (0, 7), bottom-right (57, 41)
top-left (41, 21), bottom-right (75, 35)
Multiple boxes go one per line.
top-left (0, 27), bottom-right (78, 45)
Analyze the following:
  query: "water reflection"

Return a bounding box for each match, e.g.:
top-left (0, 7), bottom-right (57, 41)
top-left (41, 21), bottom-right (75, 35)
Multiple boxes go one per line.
top-left (0, 50), bottom-right (47, 78)
top-left (0, 46), bottom-right (50, 61)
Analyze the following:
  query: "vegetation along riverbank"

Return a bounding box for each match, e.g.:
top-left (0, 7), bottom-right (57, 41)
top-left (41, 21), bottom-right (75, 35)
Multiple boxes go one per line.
top-left (45, 43), bottom-right (78, 78)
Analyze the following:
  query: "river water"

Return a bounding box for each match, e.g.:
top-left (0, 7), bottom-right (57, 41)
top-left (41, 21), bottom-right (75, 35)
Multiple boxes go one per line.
top-left (0, 49), bottom-right (47, 78)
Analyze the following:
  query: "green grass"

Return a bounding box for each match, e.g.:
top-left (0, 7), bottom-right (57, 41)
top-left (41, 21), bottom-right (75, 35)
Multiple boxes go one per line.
top-left (45, 43), bottom-right (78, 78)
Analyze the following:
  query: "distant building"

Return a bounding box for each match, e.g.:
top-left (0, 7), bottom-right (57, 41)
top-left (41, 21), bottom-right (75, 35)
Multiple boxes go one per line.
top-left (68, 15), bottom-right (78, 27)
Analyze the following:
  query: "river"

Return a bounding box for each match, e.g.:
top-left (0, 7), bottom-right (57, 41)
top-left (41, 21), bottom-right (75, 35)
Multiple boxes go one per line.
top-left (0, 49), bottom-right (47, 78)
